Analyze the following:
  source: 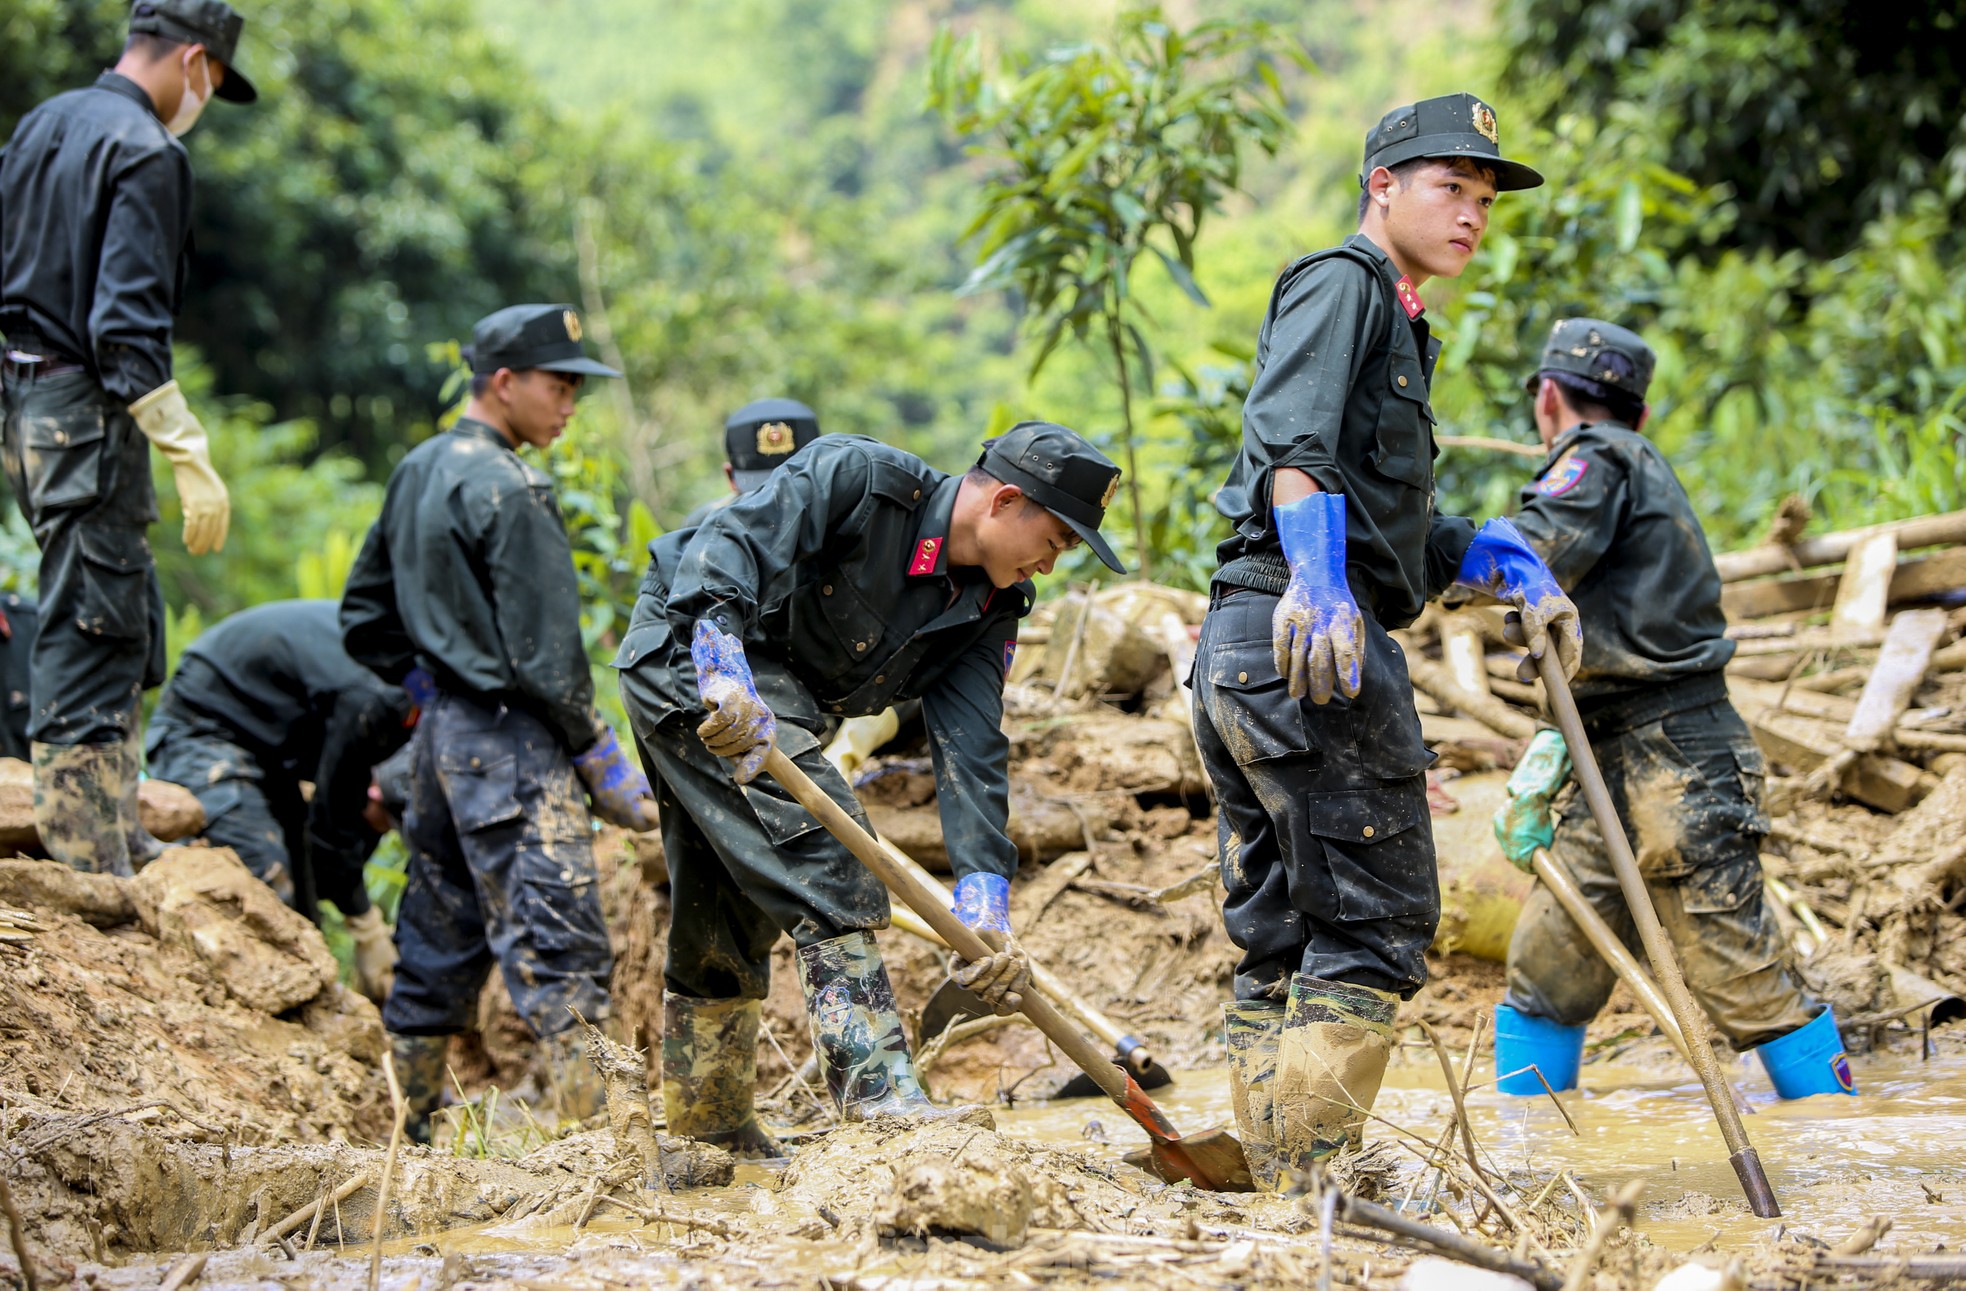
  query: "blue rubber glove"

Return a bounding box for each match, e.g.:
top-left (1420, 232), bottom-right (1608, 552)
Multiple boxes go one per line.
top-left (1492, 728), bottom-right (1571, 873)
top-left (950, 872), bottom-right (1029, 1016)
top-left (1272, 492), bottom-right (1365, 704)
top-left (1453, 518), bottom-right (1582, 682)
top-left (572, 718), bottom-right (660, 831)
top-left (691, 619), bottom-right (777, 785)
top-left (402, 666), bottom-right (438, 712)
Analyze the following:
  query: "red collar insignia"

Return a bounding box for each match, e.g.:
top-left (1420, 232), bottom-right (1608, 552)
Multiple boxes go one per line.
top-left (1394, 275), bottom-right (1425, 321)
top-left (908, 536), bottom-right (943, 576)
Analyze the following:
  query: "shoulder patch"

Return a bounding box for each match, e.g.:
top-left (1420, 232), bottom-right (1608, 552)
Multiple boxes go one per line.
top-left (1533, 454), bottom-right (1589, 497)
top-left (1003, 639), bottom-right (1018, 676)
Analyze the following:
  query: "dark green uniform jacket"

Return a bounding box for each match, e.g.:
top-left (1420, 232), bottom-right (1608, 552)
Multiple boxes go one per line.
top-left (1510, 420), bottom-right (1734, 701)
top-left (0, 73), bottom-right (192, 403)
top-left (341, 418), bottom-right (595, 752)
top-left (1213, 234), bottom-right (1476, 626)
top-left (617, 435), bottom-right (1031, 881)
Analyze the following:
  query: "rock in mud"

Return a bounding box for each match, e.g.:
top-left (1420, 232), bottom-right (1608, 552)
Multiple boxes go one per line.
top-left (884, 1144), bottom-right (1036, 1246)
top-left (0, 856), bottom-right (135, 924)
top-left (130, 846), bottom-right (339, 1014)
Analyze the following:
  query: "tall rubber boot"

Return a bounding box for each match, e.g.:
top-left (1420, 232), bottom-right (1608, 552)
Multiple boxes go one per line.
top-left (119, 726), bottom-right (166, 870)
top-left (662, 993), bottom-right (780, 1157)
top-left (388, 1032), bottom-right (450, 1145)
top-left (1493, 1003), bottom-right (1586, 1095)
top-left (32, 740), bottom-right (132, 877)
top-left (1753, 1006), bottom-right (1857, 1099)
top-left (541, 1021), bottom-right (613, 1129)
top-left (1223, 999), bottom-right (1285, 1190)
top-left (798, 930), bottom-right (982, 1123)
top-left (1273, 974), bottom-right (1399, 1174)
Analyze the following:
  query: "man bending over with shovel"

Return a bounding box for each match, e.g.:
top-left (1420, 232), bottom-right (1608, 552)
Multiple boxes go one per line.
top-left (1492, 320), bottom-right (1852, 1100)
top-left (614, 422), bottom-right (1124, 1152)
top-left (1193, 95), bottom-right (1583, 1189)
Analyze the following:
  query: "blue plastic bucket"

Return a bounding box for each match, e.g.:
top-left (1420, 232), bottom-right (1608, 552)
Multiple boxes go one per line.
top-left (1755, 1006), bottom-right (1856, 1099)
top-left (1493, 1003), bottom-right (1586, 1095)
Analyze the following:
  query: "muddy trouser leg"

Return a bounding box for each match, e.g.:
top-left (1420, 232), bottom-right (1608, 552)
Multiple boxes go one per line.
top-left (146, 724), bottom-right (300, 906)
top-left (1505, 701), bottom-right (1816, 1050)
top-left (4, 369), bottom-right (162, 876)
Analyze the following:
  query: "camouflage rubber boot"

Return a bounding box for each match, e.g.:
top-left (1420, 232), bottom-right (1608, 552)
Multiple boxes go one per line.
top-left (662, 993), bottom-right (780, 1157)
top-left (1273, 974), bottom-right (1400, 1176)
top-left (1223, 998), bottom-right (1286, 1191)
top-left (119, 727), bottom-right (166, 870)
top-left (389, 1032), bottom-right (450, 1146)
top-left (31, 740), bottom-right (133, 877)
top-left (541, 1022), bottom-right (612, 1130)
top-left (797, 930), bottom-right (947, 1123)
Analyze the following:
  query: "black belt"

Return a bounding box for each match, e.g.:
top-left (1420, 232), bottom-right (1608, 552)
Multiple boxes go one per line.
top-left (1574, 671), bottom-right (1731, 738)
top-left (2, 351), bottom-right (87, 381)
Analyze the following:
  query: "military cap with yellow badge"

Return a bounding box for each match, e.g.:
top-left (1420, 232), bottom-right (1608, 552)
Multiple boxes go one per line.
top-left (1360, 92), bottom-right (1544, 191)
top-left (978, 420), bottom-right (1127, 574)
top-left (724, 397), bottom-right (822, 491)
top-left (466, 304), bottom-right (622, 379)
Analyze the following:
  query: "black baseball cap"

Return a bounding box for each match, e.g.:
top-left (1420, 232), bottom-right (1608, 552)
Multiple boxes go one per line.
top-left (1526, 318), bottom-right (1656, 398)
top-left (1362, 92), bottom-right (1541, 192)
top-left (129, 0), bottom-right (256, 103)
top-left (979, 421), bottom-right (1125, 574)
top-left (466, 304), bottom-right (621, 379)
top-left (725, 397), bottom-right (821, 491)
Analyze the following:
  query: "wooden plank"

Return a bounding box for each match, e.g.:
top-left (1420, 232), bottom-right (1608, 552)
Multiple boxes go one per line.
top-left (1845, 608), bottom-right (1950, 751)
top-left (1721, 547), bottom-right (1966, 622)
top-left (1441, 613), bottom-right (1492, 698)
top-left (1403, 652), bottom-right (1539, 741)
top-left (1715, 507), bottom-right (1966, 583)
top-left (1728, 677), bottom-right (1857, 724)
top-left (1747, 708), bottom-right (1936, 813)
top-left (1830, 531), bottom-right (1897, 642)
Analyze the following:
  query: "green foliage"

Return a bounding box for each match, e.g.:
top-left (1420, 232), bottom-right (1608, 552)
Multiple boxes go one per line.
top-left (929, 5), bottom-right (1304, 578)
top-left (1497, 0), bottom-right (1966, 258)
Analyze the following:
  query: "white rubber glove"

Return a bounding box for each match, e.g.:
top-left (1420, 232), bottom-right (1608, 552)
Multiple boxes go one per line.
top-left (130, 380), bottom-right (230, 555)
top-left (345, 907), bottom-right (398, 1004)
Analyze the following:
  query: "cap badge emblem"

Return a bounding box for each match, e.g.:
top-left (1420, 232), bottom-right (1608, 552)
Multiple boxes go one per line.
top-left (756, 422), bottom-right (795, 456)
top-left (1100, 474), bottom-right (1120, 509)
top-left (1471, 102), bottom-right (1498, 145)
top-left (562, 310), bottom-right (583, 342)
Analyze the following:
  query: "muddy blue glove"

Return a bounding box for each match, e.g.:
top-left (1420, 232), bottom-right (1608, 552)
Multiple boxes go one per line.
top-left (1493, 728), bottom-right (1572, 872)
top-left (691, 619), bottom-right (777, 785)
top-left (1272, 492), bottom-right (1365, 704)
top-left (1453, 518), bottom-right (1582, 682)
top-left (573, 718), bottom-right (660, 831)
top-left (950, 872), bottom-right (1029, 1016)
top-left (401, 666), bottom-right (437, 712)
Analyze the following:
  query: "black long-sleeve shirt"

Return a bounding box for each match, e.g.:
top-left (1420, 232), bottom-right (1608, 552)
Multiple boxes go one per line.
top-left (0, 73), bottom-right (191, 404)
top-left (1213, 234), bottom-right (1476, 627)
top-left (614, 435), bottom-right (1031, 882)
top-left (341, 418), bottom-right (597, 752)
top-left (1510, 421), bottom-right (1735, 699)
top-left (152, 600), bottom-right (414, 910)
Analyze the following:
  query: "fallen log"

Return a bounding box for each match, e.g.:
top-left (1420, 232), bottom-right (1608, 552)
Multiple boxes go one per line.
top-left (1722, 546), bottom-right (1966, 621)
top-left (1714, 507), bottom-right (1966, 583)
top-left (1402, 650), bottom-right (1539, 741)
top-left (1747, 709), bottom-right (1936, 813)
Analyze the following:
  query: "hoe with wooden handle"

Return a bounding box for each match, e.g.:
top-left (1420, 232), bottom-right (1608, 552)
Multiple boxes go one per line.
top-left (759, 746), bottom-right (1254, 1191)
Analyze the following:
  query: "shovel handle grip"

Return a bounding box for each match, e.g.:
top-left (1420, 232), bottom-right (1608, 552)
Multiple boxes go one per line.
top-left (761, 749), bottom-right (1139, 1110)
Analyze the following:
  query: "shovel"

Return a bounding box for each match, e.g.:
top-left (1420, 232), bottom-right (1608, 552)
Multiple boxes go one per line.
top-left (873, 839), bottom-right (1175, 1094)
top-left (1532, 649), bottom-right (1781, 1218)
top-left (759, 747), bottom-right (1253, 1190)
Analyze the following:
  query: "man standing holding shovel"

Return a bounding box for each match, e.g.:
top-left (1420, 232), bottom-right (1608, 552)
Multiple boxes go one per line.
top-left (613, 422), bottom-right (1123, 1152)
top-left (1192, 94), bottom-right (1581, 1188)
top-left (1492, 319), bottom-right (1852, 1101)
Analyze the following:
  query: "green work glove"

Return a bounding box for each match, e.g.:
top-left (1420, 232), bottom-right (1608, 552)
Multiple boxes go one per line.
top-left (1493, 728), bottom-right (1572, 873)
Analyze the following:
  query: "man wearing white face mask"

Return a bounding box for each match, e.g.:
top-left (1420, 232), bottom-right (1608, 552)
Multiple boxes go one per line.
top-left (0, 0), bottom-right (257, 875)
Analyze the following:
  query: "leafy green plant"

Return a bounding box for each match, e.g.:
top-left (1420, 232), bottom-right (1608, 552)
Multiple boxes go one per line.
top-left (929, 5), bottom-right (1305, 578)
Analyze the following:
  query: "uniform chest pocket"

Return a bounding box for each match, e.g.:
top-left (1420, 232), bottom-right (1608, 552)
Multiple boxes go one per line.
top-left (813, 571), bottom-right (885, 669)
top-left (436, 741), bottom-right (524, 833)
top-left (1367, 358), bottom-right (1436, 491)
top-left (21, 401), bottom-right (108, 514)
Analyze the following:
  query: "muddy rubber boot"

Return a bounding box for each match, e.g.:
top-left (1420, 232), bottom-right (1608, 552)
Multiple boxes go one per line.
top-left (389, 1032), bottom-right (450, 1146)
top-left (798, 930), bottom-right (989, 1125)
top-left (119, 728), bottom-right (166, 870)
top-left (542, 1022), bottom-right (612, 1130)
top-left (31, 740), bottom-right (133, 877)
top-left (1223, 998), bottom-right (1286, 1190)
top-left (1273, 974), bottom-right (1399, 1176)
top-left (662, 993), bottom-right (780, 1157)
